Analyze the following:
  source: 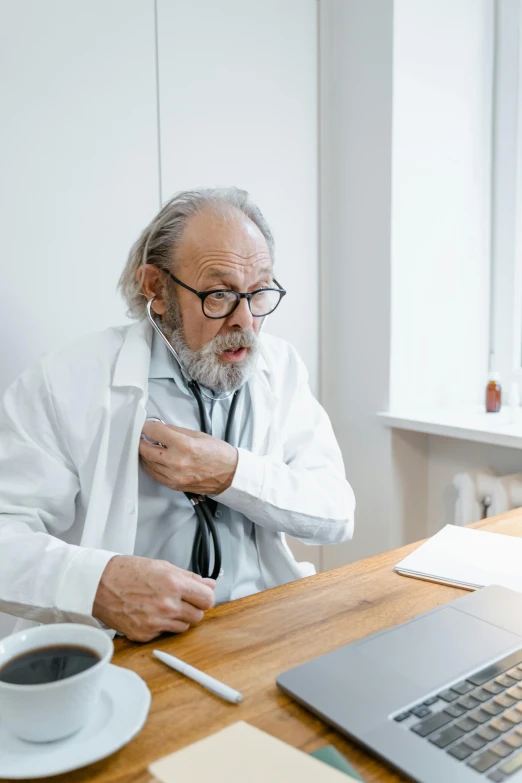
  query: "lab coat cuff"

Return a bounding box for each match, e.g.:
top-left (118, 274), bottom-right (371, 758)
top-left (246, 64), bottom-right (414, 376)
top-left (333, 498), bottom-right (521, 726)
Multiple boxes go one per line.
top-left (215, 447), bottom-right (264, 506)
top-left (55, 547), bottom-right (119, 627)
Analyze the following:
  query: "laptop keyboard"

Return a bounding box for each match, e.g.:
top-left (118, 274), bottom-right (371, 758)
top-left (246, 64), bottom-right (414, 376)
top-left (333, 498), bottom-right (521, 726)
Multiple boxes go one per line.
top-left (393, 648), bottom-right (522, 780)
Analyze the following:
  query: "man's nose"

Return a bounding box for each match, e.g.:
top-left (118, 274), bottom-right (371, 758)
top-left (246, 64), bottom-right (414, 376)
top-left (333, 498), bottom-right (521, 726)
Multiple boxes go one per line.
top-left (228, 297), bottom-right (254, 330)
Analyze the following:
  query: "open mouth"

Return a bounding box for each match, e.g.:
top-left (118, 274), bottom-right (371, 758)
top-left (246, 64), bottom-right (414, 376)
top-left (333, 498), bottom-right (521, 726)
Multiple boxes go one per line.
top-left (220, 347), bottom-right (248, 362)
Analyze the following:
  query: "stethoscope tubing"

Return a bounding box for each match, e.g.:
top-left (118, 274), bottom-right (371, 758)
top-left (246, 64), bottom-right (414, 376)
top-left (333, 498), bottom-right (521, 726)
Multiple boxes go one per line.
top-left (143, 300), bottom-right (242, 580)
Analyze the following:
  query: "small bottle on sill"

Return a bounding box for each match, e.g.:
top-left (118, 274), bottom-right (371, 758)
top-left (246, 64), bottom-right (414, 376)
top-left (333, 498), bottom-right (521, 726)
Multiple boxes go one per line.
top-left (485, 372), bottom-right (502, 413)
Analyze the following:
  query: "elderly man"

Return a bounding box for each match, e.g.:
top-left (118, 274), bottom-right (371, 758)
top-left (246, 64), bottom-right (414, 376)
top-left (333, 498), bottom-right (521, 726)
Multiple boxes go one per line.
top-left (0, 187), bottom-right (355, 642)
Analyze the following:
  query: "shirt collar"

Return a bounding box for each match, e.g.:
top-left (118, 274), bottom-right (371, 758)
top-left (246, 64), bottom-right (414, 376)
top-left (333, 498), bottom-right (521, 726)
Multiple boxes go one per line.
top-left (148, 328), bottom-right (241, 403)
top-left (148, 328), bottom-right (191, 396)
top-left (112, 316), bottom-right (272, 398)
top-left (148, 328), bottom-right (244, 402)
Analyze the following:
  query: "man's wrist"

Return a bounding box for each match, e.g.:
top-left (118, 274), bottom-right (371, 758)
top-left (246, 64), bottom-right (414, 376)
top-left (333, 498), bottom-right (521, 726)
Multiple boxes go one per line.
top-left (56, 548), bottom-right (120, 624)
top-left (92, 554), bottom-right (126, 624)
top-left (220, 444), bottom-right (239, 492)
top-left (212, 447), bottom-right (264, 505)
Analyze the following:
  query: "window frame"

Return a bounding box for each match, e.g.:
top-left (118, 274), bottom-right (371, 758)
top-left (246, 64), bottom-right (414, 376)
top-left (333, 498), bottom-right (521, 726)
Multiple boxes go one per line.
top-left (490, 0), bottom-right (522, 394)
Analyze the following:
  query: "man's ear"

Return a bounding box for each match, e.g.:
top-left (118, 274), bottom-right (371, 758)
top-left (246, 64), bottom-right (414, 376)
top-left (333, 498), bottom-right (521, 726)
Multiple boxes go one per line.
top-left (137, 264), bottom-right (167, 315)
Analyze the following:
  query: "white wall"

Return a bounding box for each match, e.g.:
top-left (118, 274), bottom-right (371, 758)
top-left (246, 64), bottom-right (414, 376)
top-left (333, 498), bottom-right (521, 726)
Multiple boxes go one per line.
top-left (0, 0), bottom-right (320, 637)
top-left (0, 0), bottom-right (160, 638)
top-left (0, 0), bottom-right (159, 395)
top-left (0, 0), bottom-right (318, 398)
top-left (319, 0), bottom-right (400, 567)
top-left (156, 0), bottom-right (319, 392)
top-left (1, 0), bottom-right (510, 638)
top-left (320, 0), bottom-right (496, 565)
top-left (156, 0), bottom-right (319, 570)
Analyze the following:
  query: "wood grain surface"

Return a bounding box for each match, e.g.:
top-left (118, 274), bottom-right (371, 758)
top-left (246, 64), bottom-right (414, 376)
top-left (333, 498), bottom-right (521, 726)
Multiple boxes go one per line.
top-left (3, 510), bottom-right (522, 783)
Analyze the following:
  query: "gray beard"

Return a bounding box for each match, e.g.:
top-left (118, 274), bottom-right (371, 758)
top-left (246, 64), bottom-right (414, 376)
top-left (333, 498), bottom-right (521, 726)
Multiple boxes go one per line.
top-left (161, 296), bottom-right (260, 393)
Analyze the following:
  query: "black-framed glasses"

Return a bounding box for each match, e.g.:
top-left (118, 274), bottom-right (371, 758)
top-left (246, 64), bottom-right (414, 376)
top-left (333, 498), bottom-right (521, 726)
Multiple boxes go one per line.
top-left (164, 270), bottom-right (287, 319)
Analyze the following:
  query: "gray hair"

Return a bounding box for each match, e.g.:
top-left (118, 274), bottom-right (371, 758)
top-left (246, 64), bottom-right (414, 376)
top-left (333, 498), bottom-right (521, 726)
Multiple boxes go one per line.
top-left (118, 186), bottom-right (275, 319)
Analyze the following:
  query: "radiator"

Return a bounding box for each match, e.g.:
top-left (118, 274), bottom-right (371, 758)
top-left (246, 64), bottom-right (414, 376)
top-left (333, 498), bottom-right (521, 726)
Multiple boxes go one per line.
top-left (453, 470), bottom-right (522, 525)
top-left (489, 474), bottom-right (522, 516)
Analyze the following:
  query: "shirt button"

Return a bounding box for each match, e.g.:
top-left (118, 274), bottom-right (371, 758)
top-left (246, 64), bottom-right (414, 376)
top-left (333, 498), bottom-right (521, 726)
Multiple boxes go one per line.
top-left (219, 568), bottom-right (225, 577)
top-left (215, 510), bottom-right (222, 519)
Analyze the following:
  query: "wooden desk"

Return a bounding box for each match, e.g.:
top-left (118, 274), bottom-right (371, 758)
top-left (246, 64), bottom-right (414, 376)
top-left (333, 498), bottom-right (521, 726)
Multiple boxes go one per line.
top-left (10, 510), bottom-right (522, 783)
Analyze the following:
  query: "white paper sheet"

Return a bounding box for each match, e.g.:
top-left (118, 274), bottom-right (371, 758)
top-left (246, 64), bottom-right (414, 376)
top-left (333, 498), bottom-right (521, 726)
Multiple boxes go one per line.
top-left (395, 524), bottom-right (522, 593)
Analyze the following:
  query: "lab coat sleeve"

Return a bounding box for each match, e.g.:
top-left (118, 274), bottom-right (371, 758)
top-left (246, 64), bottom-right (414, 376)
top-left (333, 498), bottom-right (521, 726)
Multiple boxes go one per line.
top-left (215, 349), bottom-right (355, 544)
top-left (0, 360), bottom-right (118, 626)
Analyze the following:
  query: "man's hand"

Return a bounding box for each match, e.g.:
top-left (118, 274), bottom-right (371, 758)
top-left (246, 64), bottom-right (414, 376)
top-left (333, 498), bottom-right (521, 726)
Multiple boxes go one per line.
top-left (139, 421), bottom-right (238, 496)
top-left (92, 555), bottom-right (216, 642)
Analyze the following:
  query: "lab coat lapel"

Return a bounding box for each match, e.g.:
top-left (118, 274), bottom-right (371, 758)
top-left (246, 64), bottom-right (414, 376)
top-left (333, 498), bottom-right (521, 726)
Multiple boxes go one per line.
top-left (248, 343), bottom-right (278, 454)
top-left (82, 320), bottom-right (152, 551)
top-left (83, 322), bottom-right (276, 553)
top-left (80, 387), bottom-right (111, 548)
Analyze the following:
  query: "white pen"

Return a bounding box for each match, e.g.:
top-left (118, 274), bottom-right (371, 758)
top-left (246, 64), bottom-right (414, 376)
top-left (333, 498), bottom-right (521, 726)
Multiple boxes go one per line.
top-left (153, 649), bottom-right (243, 704)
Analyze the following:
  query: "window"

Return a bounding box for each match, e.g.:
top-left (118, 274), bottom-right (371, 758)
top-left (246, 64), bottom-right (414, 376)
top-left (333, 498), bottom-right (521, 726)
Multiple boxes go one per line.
top-left (490, 0), bottom-right (522, 393)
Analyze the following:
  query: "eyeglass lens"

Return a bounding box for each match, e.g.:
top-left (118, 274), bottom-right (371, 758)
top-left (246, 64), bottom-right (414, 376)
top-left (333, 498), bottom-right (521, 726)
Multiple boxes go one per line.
top-left (203, 289), bottom-right (282, 318)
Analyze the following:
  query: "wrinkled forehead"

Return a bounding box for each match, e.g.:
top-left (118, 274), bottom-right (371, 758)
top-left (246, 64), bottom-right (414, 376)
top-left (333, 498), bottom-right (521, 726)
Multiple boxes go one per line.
top-left (174, 208), bottom-right (272, 280)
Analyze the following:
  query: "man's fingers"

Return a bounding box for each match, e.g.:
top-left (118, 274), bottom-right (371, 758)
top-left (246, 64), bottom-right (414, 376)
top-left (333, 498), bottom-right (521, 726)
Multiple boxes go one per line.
top-left (166, 424), bottom-right (207, 440)
top-left (139, 459), bottom-right (171, 487)
top-left (140, 452), bottom-right (170, 477)
top-left (141, 421), bottom-right (189, 447)
top-left (140, 458), bottom-right (201, 495)
top-left (138, 437), bottom-right (167, 464)
top-left (178, 577), bottom-right (216, 610)
top-left (186, 571), bottom-right (217, 589)
top-left (125, 628), bottom-right (162, 643)
top-left (139, 441), bottom-right (173, 468)
top-left (177, 601), bottom-right (205, 625)
top-left (161, 619), bottom-right (191, 635)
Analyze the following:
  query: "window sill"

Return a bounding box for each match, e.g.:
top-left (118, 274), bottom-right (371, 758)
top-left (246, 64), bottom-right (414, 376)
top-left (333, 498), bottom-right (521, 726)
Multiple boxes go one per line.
top-left (378, 407), bottom-right (522, 449)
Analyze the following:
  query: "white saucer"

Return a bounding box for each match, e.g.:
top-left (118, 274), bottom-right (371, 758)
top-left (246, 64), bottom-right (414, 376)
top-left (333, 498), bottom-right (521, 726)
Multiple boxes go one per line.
top-left (0, 663), bottom-right (151, 779)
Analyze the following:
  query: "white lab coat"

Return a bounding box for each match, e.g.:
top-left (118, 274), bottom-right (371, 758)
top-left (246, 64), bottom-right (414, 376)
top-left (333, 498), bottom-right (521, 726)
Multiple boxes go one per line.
top-left (0, 319), bottom-right (355, 638)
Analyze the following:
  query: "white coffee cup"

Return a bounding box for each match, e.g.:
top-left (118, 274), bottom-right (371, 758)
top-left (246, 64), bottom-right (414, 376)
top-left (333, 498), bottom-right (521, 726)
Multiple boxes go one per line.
top-left (0, 623), bottom-right (113, 743)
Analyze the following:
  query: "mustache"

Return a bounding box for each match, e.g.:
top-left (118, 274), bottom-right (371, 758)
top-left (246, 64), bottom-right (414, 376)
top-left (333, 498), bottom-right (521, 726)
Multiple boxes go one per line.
top-left (210, 330), bottom-right (258, 352)
top-left (165, 322), bottom-right (260, 392)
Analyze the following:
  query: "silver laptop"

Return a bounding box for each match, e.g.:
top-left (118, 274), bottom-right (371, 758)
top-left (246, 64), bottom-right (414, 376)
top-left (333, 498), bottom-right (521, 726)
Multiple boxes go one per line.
top-left (277, 584), bottom-right (522, 782)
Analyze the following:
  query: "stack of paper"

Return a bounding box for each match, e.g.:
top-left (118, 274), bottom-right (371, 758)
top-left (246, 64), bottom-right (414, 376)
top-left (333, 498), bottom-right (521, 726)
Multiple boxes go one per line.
top-left (395, 524), bottom-right (522, 592)
top-left (149, 721), bottom-right (359, 782)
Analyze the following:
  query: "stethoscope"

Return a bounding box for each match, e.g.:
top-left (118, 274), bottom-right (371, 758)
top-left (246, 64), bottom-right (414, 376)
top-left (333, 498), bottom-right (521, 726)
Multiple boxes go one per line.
top-left (143, 297), bottom-right (241, 580)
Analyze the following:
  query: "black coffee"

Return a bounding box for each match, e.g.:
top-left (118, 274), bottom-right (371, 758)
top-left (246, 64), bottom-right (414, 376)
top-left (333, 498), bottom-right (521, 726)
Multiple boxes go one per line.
top-left (0, 645), bottom-right (100, 685)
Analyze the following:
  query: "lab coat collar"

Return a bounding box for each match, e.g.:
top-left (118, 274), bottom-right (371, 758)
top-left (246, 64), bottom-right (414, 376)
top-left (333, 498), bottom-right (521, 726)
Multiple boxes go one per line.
top-left (112, 319), bottom-right (152, 392)
top-left (148, 328), bottom-right (174, 380)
